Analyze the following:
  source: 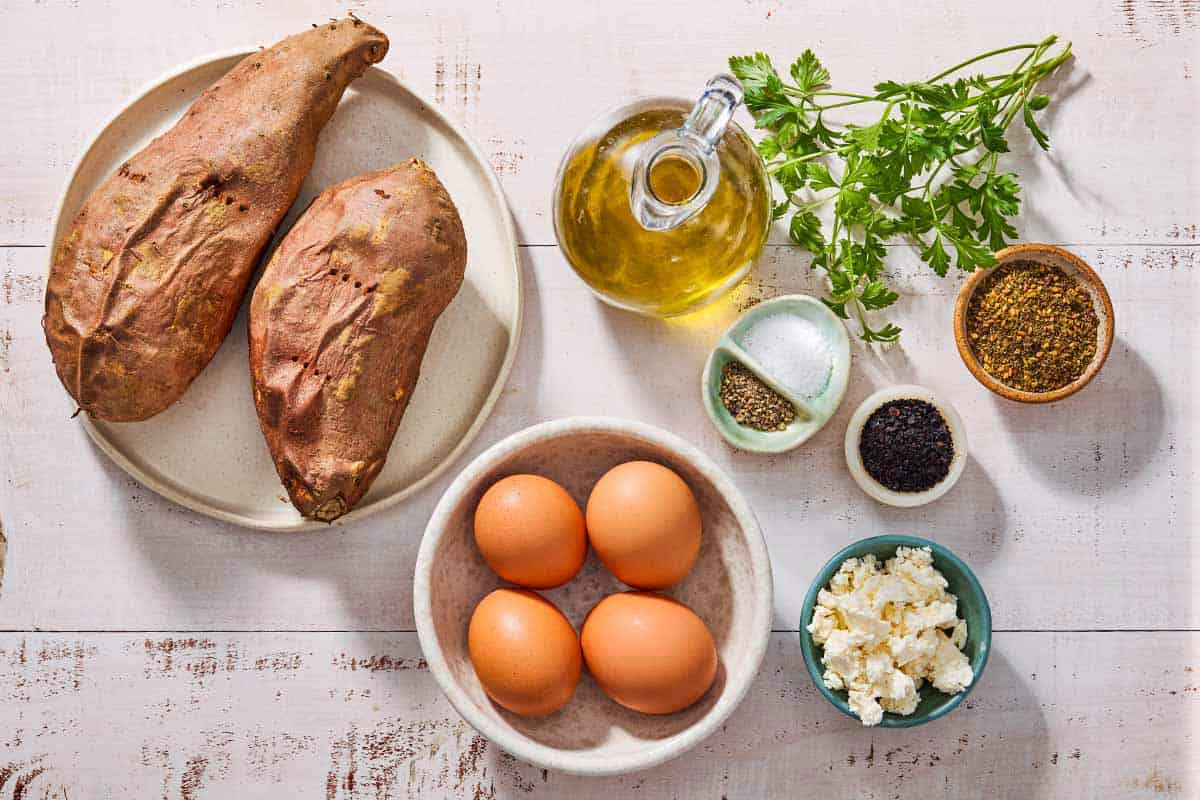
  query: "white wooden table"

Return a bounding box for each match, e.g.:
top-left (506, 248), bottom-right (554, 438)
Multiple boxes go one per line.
top-left (1, 1), bottom-right (1196, 797)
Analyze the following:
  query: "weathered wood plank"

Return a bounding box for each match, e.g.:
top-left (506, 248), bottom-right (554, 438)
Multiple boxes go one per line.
top-left (0, 244), bottom-right (1194, 632)
top-left (0, 631), bottom-right (1194, 799)
top-left (0, 0), bottom-right (1197, 795)
top-left (0, 0), bottom-right (1195, 246)
top-left (0, 517), bottom-right (6, 598)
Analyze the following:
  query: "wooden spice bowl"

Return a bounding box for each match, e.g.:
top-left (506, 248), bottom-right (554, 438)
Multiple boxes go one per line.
top-left (952, 243), bottom-right (1115, 404)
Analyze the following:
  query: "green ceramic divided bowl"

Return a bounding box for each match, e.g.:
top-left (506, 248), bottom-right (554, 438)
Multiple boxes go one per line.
top-left (799, 535), bottom-right (992, 728)
top-left (701, 295), bottom-right (851, 453)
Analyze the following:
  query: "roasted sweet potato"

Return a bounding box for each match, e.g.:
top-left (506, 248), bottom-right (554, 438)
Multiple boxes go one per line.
top-left (249, 160), bottom-right (467, 521)
top-left (44, 19), bottom-right (389, 422)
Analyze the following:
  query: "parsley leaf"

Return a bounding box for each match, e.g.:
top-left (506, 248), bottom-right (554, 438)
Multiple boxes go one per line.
top-left (790, 49), bottom-right (831, 93)
top-left (789, 211), bottom-right (826, 252)
top-left (730, 36), bottom-right (1072, 341)
top-left (921, 231), bottom-right (951, 278)
top-left (1023, 101), bottom-right (1050, 150)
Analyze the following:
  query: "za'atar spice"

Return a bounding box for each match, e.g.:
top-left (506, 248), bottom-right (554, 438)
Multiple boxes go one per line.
top-left (965, 260), bottom-right (1099, 393)
top-left (718, 361), bottom-right (796, 432)
top-left (859, 399), bottom-right (953, 493)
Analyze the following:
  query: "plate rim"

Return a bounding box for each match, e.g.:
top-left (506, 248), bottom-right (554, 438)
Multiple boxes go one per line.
top-left (48, 48), bottom-right (524, 532)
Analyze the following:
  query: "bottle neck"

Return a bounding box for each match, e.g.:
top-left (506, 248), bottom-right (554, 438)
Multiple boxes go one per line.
top-left (629, 74), bottom-right (744, 232)
top-left (681, 74), bottom-right (743, 154)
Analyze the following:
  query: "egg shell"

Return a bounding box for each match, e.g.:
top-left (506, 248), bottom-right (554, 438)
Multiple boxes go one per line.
top-left (585, 461), bottom-right (701, 589)
top-left (580, 591), bottom-right (717, 715)
top-left (473, 474), bottom-right (587, 589)
top-left (468, 588), bottom-right (582, 717)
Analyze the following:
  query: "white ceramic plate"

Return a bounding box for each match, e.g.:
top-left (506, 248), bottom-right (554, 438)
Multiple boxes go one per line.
top-left (48, 51), bottom-right (523, 531)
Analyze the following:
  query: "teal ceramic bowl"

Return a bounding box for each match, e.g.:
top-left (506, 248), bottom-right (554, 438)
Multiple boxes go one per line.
top-left (799, 535), bottom-right (991, 728)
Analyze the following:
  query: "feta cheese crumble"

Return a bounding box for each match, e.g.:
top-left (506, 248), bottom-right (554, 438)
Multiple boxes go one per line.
top-left (807, 546), bottom-right (973, 726)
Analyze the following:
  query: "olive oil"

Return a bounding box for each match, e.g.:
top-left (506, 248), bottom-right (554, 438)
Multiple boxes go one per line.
top-left (648, 154), bottom-right (703, 204)
top-left (555, 107), bottom-right (770, 317)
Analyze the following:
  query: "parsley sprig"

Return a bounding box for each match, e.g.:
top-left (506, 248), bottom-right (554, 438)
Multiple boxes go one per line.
top-left (730, 36), bottom-right (1072, 342)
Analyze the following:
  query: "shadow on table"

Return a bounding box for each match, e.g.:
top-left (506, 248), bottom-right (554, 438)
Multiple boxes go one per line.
top-left (106, 224), bottom-right (543, 635)
top-left (502, 662), bottom-right (729, 752)
top-left (1016, 58), bottom-right (1102, 242)
top-left (97, 440), bottom-right (431, 630)
top-left (858, 454), bottom-right (1008, 567)
top-left (490, 639), bottom-right (1052, 797)
top-left (851, 335), bottom-right (920, 386)
top-left (991, 337), bottom-right (1164, 496)
top-left (828, 339), bottom-right (1012, 569)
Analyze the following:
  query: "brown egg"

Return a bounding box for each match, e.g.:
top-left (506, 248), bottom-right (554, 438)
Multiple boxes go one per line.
top-left (580, 592), bottom-right (718, 714)
top-left (468, 588), bottom-right (582, 717)
top-left (585, 461), bottom-right (701, 589)
top-left (474, 474), bottom-right (587, 588)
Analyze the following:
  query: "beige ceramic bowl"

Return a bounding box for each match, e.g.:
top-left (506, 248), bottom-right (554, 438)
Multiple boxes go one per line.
top-left (414, 417), bottom-right (773, 775)
top-left (953, 243), bottom-right (1114, 403)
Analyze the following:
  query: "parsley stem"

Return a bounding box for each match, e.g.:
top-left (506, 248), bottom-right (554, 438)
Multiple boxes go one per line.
top-left (921, 159), bottom-right (950, 219)
top-left (925, 39), bottom-right (1050, 84)
top-left (810, 91), bottom-right (875, 99)
top-left (784, 87), bottom-right (875, 101)
top-left (766, 147), bottom-right (845, 174)
top-left (1004, 46), bottom-right (1042, 85)
top-left (796, 195), bottom-right (832, 213)
top-left (901, 101), bottom-right (914, 153)
top-left (996, 40), bottom-right (1055, 129)
top-left (813, 42), bottom-right (1061, 115)
top-left (849, 290), bottom-right (872, 336)
top-left (814, 97), bottom-right (875, 111)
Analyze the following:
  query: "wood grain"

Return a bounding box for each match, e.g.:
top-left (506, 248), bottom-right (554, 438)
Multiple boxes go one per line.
top-left (0, 631), bottom-right (1195, 799)
top-left (0, 0), bottom-right (1196, 795)
top-left (0, 244), bottom-right (1194, 632)
top-left (0, 0), bottom-right (1196, 247)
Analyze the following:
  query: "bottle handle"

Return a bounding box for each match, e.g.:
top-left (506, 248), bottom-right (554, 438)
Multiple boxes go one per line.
top-left (630, 74), bottom-right (744, 232)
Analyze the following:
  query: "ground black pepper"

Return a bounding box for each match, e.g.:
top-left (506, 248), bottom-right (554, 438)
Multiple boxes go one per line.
top-left (858, 399), bottom-right (953, 492)
top-left (718, 361), bottom-right (796, 432)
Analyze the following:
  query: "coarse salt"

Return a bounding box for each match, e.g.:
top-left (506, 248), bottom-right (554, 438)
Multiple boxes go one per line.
top-left (740, 313), bottom-right (832, 399)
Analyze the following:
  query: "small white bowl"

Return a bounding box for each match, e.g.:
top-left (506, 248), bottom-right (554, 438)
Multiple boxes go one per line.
top-left (844, 385), bottom-right (968, 507)
top-left (414, 417), bottom-right (773, 775)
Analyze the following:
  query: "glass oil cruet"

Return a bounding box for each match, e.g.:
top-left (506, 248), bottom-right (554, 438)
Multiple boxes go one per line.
top-left (553, 75), bottom-right (771, 317)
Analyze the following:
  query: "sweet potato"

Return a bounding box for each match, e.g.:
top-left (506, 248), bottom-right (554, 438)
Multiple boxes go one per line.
top-left (44, 19), bottom-right (389, 422)
top-left (249, 160), bottom-right (467, 521)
